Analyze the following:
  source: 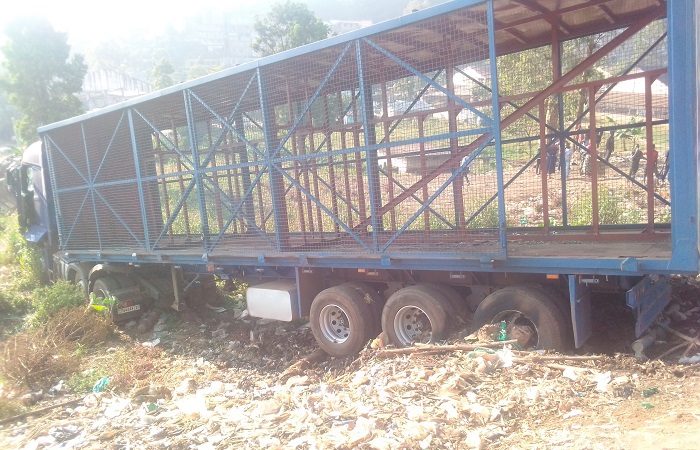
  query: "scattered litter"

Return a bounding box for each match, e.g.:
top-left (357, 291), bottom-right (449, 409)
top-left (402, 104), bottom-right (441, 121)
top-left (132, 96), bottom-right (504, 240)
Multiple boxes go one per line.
top-left (563, 409), bottom-right (583, 419)
top-left (6, 277), bottom-right (700, 450)
top-left (206, 304), bottom-right (227, 313)
top-left (562, 367), bottom-right (579, 381)
top-left (642, 387), bottom-right (659, 398)
top-left (679, 354), bottom-right (700, 364)
top-left (142, 338), bottom-right (161, 348)
top-left (49, 380), bottom-right (65, 396)
top-left (92, 377), bottom-right (110, 393)
top-left (594, 371), bottom-right (612, 393)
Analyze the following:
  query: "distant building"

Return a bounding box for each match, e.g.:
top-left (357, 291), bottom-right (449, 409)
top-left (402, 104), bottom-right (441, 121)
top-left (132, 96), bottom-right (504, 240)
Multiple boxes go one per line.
top-left (80, 69), bottom-right (151, 110)
top-left (183, 12), bottom-right (257, 68)
top-left (328, 20), bottom-right (373, 36)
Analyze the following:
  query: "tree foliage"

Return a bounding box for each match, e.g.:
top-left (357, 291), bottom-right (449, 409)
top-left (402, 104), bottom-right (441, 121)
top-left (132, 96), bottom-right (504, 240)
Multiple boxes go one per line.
top-left (1, 18), bottom-right (86, 146)
top-left (151, 58), bottom-right (175, 90)
top-left (252, 1), bottom-right (331, 57)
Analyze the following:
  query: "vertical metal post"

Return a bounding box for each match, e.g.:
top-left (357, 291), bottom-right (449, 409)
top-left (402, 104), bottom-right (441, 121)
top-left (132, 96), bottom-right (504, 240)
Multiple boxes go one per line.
top-left (206, 122), bottom-right (224, 232)
top-left (81, 123), bottom-right (102, 250)
top-left (127, 109), bottom-right (151, 251)
top-left (323, 95), bottom-right (341, 235)
top-left (256, 67), bottom-right (290, 251)
top-left (552, 28), bottom-right (568, 227)
top-left (379, 83), bottom-right (397, 230)
top-left (183, 91), bottom-right (211, 252)
top-left (588, 87), bottom-right (600, 234)
top-left (171, 121), bottom-right (191, 237)
top-left (286, 84), bottom-right (307, 239)
top-left (539, 102), bottom-right (550, 234)
top-left (233, 112), bottom-right (256, 230)
top-left (667, 0), bottom-right (697, 271)
top-left (418, 116), bottom-right (430, 236)
top-left (356, 40), bottom-right (382, 250)
top-left (487, 0), bottom-right (507, 251)
top-left (446, 66), bottom-right (466, 229)
top-left (42, 135), bottom-right (65, 249)
top-left (644, 75), bottom-right (656, 232)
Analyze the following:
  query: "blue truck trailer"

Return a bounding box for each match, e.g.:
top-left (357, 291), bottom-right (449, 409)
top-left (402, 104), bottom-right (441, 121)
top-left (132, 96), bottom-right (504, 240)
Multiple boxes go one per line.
top-left (8, 0), bottom-right (698, 356)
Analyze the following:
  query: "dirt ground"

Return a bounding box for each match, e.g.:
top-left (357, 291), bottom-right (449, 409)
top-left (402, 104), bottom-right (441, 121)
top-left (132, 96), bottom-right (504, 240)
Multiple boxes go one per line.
top-left (0, 281), bottom-right (698, 449)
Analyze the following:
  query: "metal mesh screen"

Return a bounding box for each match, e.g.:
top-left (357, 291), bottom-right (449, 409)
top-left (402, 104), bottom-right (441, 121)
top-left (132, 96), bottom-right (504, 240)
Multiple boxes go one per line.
top-left (42, 0), bottom-right (669, 260)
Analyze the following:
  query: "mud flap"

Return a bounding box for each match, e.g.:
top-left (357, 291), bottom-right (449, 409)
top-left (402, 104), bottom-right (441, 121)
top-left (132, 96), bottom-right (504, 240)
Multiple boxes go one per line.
top-left (626, 276), bottom-right (671, 338)
top-left (568, 275), bottom-right (592, 348)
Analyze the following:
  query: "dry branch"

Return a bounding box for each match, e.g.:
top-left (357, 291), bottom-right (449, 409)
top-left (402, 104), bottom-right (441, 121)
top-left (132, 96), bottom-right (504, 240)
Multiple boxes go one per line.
top-left (375, 340), bottom-right (518, 357)
top-left (0, 397), bottom-right (82, 426)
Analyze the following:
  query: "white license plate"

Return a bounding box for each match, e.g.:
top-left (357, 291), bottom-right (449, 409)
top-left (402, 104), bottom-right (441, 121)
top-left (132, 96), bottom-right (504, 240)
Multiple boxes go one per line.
top-left (117, 304), bottom-right (141, 315)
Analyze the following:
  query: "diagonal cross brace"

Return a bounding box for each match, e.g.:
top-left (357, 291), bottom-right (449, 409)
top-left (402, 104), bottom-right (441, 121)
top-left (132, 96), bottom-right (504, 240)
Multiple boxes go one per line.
top-left (131, 108), bottom-right (194, 169)
top-left (356, 9), bottom-right (661, 230)
top-left (273, 43), bottom-right (353, 159)
top-left (363, 37), bottom-right (493, 125)
top-left (382, 136), bottom-right (493, 251)
top-left (187, 72), bottom-right (260, 169)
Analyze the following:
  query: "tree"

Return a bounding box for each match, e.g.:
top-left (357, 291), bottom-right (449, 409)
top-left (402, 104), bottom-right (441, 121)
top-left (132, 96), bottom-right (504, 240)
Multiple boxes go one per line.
top-left (151, 58), bottom-right (175, 90)
top-left (1, 17), bottom-right (86, 147)
top-left (0, 91), bottom-right (15, 145)
top-left (252, 1), bottom-right (331, 57)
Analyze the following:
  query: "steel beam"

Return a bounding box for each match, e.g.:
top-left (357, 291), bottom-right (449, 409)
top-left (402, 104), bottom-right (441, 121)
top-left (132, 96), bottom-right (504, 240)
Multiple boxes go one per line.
top-left (358, 10), bottom-right (659, 230)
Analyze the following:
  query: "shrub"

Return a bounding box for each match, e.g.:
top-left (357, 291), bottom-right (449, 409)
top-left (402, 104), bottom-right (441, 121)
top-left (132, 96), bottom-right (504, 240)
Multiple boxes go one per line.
top-left (569, 188), bottom-right (644, 226)
top-left (0, 307), bottom-right (114, 388)
top-left (26, 281), bottom-right (84, 328)
top-left (0, 215), bottom-right (42, 290)
top-left (0, 215), bottom-right (40, 318)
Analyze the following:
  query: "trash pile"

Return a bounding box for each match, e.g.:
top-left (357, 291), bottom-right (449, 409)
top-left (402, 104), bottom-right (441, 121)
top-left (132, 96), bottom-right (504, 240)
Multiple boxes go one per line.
top-left (632, 277), bottom-right (700, 362)
top-left (1, 278), bottom-right (700, 449)
top-left (3, 327), bottom-right (697, 450)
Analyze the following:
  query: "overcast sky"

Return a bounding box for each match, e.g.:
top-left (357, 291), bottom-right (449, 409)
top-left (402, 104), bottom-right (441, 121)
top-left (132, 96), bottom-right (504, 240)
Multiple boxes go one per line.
top-left (0, 0), bottom-right (299, 48)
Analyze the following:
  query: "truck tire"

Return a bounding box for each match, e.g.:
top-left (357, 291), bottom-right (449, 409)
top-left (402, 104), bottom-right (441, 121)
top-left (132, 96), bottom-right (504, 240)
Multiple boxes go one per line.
top-left (382, 285), bottom-right (450, 347)
top-left (473, 286), bottom-right (569, 350)
top-left (91, 275), bottom-right (144, 323)
top-left (341, 282), bottom-right (383, 335)
top-left (423, 283), bottom-right (471, 326)
top-left (310, 285), bottom-right (375, 357)
top-left (66, 263), bottom-right (89, 299)
top-left (91, 276), bottom-right (122, 299)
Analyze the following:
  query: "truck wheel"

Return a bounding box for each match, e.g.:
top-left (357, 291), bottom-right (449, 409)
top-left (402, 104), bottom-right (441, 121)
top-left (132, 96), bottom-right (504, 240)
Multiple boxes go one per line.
top-left (91, 275), bottom-right (144, 323)
top-left (341, 282), bottom-right (383, 335)
top-left (310, 285), bottom-right (375, 357)
top-left (424, 283), bottom-right (471, 326)
top-left (91, 276), bottom-right (121, 299)
top-left (66, 264), bottom-right (89, 299)
top-left (473, 286), bottom-right (569, 350)
top-left (382, 285), bottom-right (450, 347)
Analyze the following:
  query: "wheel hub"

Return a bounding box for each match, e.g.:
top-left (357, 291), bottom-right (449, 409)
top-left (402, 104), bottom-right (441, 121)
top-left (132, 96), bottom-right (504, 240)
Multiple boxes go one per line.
top-left (394, 305), bottom-right (433, 345)
top-left (493, 310), bottom-right (539, 347)
top-left (319, 304), bottom-right (351, 344)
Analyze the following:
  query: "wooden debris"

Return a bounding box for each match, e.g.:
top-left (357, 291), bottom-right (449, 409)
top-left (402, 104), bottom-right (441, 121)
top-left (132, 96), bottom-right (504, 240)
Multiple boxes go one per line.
top-left (0, 397), bottom-right (82, 426)
top-left (278, 348), bottom-right (328, 383)
top-left (375, 340), bottom-right (518, 357)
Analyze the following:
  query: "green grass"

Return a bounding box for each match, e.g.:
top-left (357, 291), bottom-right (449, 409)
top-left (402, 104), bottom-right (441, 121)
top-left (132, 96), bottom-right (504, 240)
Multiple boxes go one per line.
top-left (0, 215), bottom-right (41, 318)
top-left (25, 281), bottom-right (85, 328)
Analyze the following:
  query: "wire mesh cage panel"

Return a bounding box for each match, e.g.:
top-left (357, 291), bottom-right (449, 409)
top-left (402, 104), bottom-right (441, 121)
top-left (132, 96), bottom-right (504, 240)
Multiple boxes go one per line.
top-left (42, 0), bottom-right (672, 262)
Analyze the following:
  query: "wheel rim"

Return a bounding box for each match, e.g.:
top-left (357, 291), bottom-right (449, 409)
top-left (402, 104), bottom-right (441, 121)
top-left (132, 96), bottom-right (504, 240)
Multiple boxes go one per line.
top-left (394, 305), bottom-right (433, 345)
top-left (319, 304), bottom-right (351, 344)
top-left (492, 310), bottom-right (539, 347)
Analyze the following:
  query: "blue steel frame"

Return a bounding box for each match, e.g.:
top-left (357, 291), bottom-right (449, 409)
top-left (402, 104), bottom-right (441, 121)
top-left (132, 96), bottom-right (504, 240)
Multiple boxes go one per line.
top-left (39, 0), bottom-right (699, 278)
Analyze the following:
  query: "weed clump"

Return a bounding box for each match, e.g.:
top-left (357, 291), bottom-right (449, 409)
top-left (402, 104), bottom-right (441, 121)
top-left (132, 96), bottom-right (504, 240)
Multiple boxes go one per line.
top-left (0, 307), bottom-right (113, 388)
top-left (26, 281), bottom-right (85, 328)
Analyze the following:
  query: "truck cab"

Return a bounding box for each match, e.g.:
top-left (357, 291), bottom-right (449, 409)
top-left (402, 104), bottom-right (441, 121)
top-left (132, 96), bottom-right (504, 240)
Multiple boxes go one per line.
top-left (7, 141), bottom-right (56, 279)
